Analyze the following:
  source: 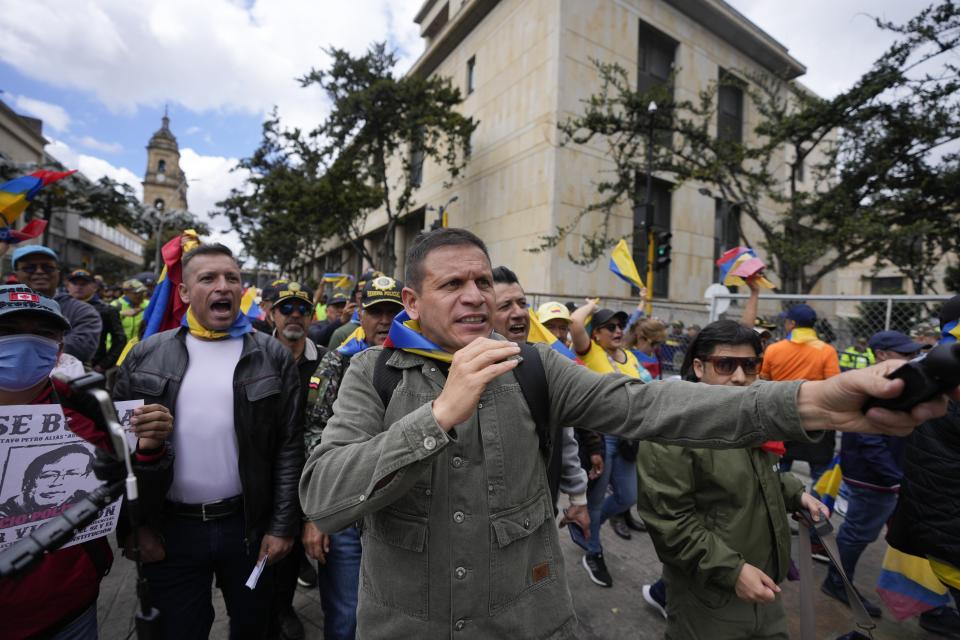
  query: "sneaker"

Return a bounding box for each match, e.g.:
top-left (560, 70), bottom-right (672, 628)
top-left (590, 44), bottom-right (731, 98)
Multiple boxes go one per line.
top-left (820, 577), bottom-right (882, 618)
top-left (624, 509), bottom-right (648, 532)
top-left (919, 606), bottom-right (960, 638)
top-left (582, 552), bottom-right (613, 588)
top-left (297, 556), bottom-right (317, 589)
top-left (643, 584), bottom-right (667, 620)
top-left (810, 541), bottom-right (831, 564)
top-left (610, 515), bottom-right (632, 540)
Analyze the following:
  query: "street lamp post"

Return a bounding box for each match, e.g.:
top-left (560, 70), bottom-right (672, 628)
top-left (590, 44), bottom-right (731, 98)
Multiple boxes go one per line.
top-left (644, 101), bottom-right (658, 314)
top-left (152, 201), bottom-right (166, 272)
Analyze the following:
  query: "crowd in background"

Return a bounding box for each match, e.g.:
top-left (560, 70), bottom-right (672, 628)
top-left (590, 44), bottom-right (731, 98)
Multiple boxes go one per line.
top-left (1, 231), bottom-right (958, 640)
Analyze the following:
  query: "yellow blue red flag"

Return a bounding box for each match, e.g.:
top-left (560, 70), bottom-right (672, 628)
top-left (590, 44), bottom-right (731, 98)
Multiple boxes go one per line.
top-left (323, 273), bottom-right (355, 289)
top-left (526, 308), bottom-right (577, 361)
top-left (609, 239), bottom-right (645, 290)
top-left (0, 169), bottom-right (76, 244)
top-left (715, 246), bottom-right (775, 288)
top-left (812, 455), bottom-right (842, 511)
top-left (240, 287), bottom-right (263, 320)
top-left (877, 547), bottom-right (951, 620)
top-left (383, 310), bottom-right (453, 363)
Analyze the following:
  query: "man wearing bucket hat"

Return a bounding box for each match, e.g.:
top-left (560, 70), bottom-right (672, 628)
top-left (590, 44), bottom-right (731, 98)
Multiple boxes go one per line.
top-left (11, 246), bottom-right (102, 363)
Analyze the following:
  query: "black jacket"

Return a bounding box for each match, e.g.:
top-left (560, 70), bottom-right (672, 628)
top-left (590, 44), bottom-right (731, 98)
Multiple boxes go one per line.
top-left (112, 327), bottom-right (304, 540)
top-left (89, 296), bottom-right (127, 370)
top-left (886, 400), bottom-right (960, 565)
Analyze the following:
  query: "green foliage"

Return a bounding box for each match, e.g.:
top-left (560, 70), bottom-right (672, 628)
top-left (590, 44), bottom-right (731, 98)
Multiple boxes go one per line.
top-left (538, 1), bottom-right (960, 294)
top-left (219, 42), bottom-right (478, 276)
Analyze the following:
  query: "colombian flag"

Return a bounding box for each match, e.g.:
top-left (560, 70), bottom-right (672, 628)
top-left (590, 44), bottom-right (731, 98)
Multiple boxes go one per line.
top-left (323, 273), bottom-right (354, 289)
top-left (526, 308), bottom-right (578, 361)
top-left (812, 455), bottom-right (842, 511)
top-left (240, 287), bottom-right (263, 320)
top-left (877, 547), bottom-right (951, 620)
top-left (141, 230), bottom-right (201, 339)
top-left (337, 326), bottom-right (369, 357)
top-left (0, 169), bottom-right (76, 244)
top-left (715, 246), bottom-right (775, 288)
top-left (382, 310), bottom-right (453, 363)
top-left (609, 239), bottom-right (645, 290)
top-left (940, 320), bottom-right (960, 345)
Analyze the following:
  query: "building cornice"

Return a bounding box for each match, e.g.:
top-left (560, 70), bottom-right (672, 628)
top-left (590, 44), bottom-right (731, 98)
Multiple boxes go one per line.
top-left (662, 0), bottom-right (806, 79)
top-left (408, 0), bottom-right (502, 79)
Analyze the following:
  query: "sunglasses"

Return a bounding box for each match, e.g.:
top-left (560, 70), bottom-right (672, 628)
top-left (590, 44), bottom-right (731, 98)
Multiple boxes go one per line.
top-left (599, 323), bottom-right (625, 332)
top-left (277, 301), bottom-right (312, 316)
top-left (18, 264), bottom-right (58, 275)
top-left (703, 356), bottom-right (763, 376)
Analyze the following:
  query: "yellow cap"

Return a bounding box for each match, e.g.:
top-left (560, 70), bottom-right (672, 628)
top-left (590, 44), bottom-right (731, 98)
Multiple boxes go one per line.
top-left (537, 301), bottom-right (571, 325)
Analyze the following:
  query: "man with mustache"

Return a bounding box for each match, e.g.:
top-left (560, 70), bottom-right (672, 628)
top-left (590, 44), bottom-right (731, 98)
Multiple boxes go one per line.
top-left (301, 228), bottom-right (955, 639)
top-left (113, 244), bottom-right (303, 640)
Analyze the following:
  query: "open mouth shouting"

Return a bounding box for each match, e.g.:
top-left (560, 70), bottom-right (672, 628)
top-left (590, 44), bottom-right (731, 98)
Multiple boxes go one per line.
top-left (209, 297), bottom-right (235, 323)
top-left (456, 313), bottom-right (490, 337)
top-left (504, 319), bottom-right (528, 341)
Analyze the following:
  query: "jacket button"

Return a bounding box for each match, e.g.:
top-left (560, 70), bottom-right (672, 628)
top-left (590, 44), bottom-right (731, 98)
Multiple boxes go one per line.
top-left (455, 566), bottom-right (467, 579)
top-left (487, 483), bottom-right (495, 493)
top-left (455, 619), bottom-right (466, 631)
top-left (453, 511), bottom-right (465, 524)
top-left (423, 436), bottom-right (437, 450)
top-left (452, 456), bottom-right (464, 468)
top-left (523, 518), bottom-right (530, 528)
top-left (478, 402), bottom-right (483, 409)
top-left (425, 488), bottom-right (432, 496)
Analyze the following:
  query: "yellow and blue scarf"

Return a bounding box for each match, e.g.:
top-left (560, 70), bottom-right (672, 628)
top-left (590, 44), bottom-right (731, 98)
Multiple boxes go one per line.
top-left (940, 320), bottom-right (960, 345)
top-left (337, 326), bottom-right (369, 357)
top-left (382, 310), bottom-right (454, 363)
top-left (787, 327), bottom-right (820, 345)
top-left (181, 306), bottom-right (252, 340)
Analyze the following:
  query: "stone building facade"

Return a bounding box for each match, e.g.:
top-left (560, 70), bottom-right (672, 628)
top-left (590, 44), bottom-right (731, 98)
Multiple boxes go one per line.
top-left (310, 0), bottom-right (939, 309)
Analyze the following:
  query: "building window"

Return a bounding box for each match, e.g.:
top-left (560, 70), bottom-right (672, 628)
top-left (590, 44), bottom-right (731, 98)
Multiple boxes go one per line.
top-left (466, 56), bottom-right (476, 94)
top-left (717, 69), bottom-right (744, 143)
top-left (157, 159), bottom-right (166, 174)
top-left (633, 175), bottom-right (673, 299)
top-left (638, 21), bottom-right (676, 94)
top-left (870, 276), bottom-right (904, 294)
top-left (713, 200), bottom-right (742, 283)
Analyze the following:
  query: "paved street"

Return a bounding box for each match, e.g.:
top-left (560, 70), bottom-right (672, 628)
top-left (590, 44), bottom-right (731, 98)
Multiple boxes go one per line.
top-left (98, 466), bottom-right (941, 639)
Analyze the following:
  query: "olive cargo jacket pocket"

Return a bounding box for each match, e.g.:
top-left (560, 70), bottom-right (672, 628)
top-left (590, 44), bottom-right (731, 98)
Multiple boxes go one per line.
top-left (360, 509), bottom-right (429, 619)
top-left (489, 492), bottom-right (554, 611)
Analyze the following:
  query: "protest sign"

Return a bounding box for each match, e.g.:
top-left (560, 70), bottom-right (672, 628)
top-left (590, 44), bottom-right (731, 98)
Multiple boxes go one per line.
top-left (0, 399), bottom-right (142, 552)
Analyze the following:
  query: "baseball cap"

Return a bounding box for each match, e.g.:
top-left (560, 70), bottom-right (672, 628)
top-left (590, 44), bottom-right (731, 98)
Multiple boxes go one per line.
top-left (66, 268), bottom-right (94, 282)
top-left (274, 281), bottom-right (314, 304)
top-left (0, 285), bottom-right (71, 330)
top-left (537, 301), bottom-right (571, 325)
top-left (782, 304), bottom-right (817, 326)
top-left (868, 330), bottom-right (929, 354)
top-left (122, 279), bottom-right (147, 293)
top-left (328, 292), bottom-right (348, 306)
top-left (589, 308), bottom-right (629, 333)
top-left (361, 275), bottom-right (404, 309)
top-left (134, 271), bottom-right (157, 286)
top-left (11, 245), bottom-right (58, 268)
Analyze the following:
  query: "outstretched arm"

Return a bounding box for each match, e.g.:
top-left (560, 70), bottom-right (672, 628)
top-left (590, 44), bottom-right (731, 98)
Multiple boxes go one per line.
top-left (569, 298), bottom-right (598, 355)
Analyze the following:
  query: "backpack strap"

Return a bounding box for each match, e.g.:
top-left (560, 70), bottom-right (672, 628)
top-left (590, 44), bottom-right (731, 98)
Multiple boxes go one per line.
top-left (372, 347), bottom-right (403, 410)
top-left (514, 344), bottom-right (561, 508)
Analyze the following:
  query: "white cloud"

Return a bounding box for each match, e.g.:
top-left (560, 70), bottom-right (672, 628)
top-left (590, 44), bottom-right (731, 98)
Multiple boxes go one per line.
top-left (0, 0), bottom-right (425, 132)
top-left (45, 138), bottom-right (143, 200)
top-left (5, 93), bottom-right (71, 132)
top-left (76, 135), bottom-right (123, 154)
top-left (178, 147), bottom-right (250, 253)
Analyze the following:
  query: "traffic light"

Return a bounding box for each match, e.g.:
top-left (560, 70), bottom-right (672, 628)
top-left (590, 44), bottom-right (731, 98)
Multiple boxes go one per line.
top-left (654, 230), bottom-right (672, 271)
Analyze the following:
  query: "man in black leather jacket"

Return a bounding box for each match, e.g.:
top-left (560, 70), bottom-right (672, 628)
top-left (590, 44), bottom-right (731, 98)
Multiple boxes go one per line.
top-left (113, 243), bottom-right (303, 640)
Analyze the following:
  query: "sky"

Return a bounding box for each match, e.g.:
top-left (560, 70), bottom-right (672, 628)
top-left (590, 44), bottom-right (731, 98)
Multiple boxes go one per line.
top-left (0, 0), bottom-right (929, 259)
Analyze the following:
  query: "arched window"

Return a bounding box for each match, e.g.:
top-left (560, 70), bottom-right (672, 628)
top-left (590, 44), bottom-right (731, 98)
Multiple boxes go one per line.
top-left (157, 159), bottom-right (166, 174)
top-left (154, 198), bottom-right (165, 211)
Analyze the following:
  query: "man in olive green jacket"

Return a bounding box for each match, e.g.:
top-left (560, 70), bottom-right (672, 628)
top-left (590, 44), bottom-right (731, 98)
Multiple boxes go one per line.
top-left (300, 229), bottom-right (951, 640)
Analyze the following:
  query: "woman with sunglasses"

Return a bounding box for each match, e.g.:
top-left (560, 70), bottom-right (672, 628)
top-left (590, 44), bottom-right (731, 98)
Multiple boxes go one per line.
top-left (567, 299), bottom-right (648, 588)
top-left (635, 320), bottom-right (828, 639)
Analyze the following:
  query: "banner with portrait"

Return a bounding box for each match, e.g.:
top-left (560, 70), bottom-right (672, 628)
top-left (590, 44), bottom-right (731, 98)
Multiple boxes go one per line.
top-left (0, 400), bottom-right (142, 552)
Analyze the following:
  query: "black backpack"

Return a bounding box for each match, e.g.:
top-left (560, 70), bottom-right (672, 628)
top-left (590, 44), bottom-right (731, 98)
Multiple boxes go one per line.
top-left (371, 344), bottom-right (563, 508)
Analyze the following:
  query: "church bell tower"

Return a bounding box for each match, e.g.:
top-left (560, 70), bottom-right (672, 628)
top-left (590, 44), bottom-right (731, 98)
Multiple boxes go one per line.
top-left (142, 109), bottom-right (188, 212)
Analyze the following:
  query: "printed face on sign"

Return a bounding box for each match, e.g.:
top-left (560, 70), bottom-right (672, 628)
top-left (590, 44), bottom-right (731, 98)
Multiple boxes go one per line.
top-left (30, 453), bottom-right (93, 507)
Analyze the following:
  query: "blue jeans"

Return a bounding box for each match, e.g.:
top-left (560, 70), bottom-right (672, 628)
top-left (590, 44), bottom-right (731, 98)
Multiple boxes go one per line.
top-left (826, 484), bottom-right (898, 586)
top-left (143, 511), bottom-right (273, 640)
top-left (316, 525), bottom-right (362, 640)
top-left (51, 603), bottom-right (98, 640)
top-left (572, 436), bottom-right (638, 554)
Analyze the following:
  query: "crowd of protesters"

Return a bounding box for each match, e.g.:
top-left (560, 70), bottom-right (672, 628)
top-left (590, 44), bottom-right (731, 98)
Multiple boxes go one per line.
top-left (0, 229), bottom-right (958, 640)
